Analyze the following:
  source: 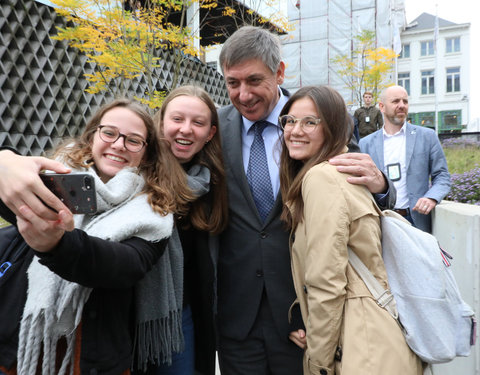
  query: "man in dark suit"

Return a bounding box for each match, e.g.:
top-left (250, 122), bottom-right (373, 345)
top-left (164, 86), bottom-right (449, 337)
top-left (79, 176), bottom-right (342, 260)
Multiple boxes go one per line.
top-left (216, 26), bottom-right (396, 374)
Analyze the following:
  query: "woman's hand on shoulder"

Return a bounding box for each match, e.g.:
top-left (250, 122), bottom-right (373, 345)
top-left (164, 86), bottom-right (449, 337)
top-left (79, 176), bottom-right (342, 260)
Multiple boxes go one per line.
top-left (16, 205), bottom-right (74, 253)
top-left (0, 150), bottom-right (71, 220)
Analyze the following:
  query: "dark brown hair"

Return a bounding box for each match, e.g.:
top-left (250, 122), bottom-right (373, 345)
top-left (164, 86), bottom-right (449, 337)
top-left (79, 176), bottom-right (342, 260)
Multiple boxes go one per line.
top-left (279, 85), bottom-right (352, 230)
top-left (155, 85), bottom-right (228, 234)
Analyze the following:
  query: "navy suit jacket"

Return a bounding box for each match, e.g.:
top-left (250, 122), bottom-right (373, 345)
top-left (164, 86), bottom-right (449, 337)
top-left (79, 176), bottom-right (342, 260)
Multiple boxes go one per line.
top-left (359, 123), bottom-right (451, 232)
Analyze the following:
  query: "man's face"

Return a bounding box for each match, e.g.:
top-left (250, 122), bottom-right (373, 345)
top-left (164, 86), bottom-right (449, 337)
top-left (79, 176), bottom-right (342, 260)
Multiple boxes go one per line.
top-left (379, 87), bottom-right (409, 127)
top-left (363, 94), bottom-right (373, 107)
top-left (223, 58), bottom-right (285, 122)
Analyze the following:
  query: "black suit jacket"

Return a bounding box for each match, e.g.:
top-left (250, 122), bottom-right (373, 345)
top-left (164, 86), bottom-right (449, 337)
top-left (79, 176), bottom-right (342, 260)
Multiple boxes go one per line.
top-left (216, 104), bottom-right (296, 341)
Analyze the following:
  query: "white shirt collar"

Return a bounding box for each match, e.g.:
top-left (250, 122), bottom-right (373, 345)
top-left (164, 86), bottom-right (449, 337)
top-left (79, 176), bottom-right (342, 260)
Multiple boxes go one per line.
top-left (383, 122), bottom-right (407, 138)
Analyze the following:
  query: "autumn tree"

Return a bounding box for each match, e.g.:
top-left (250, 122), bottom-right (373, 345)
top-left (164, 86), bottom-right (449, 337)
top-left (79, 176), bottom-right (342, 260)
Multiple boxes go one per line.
top-left (50, 0), bottom-right (289, 109)
top-left (331, 29), bottom-right (397, 106)
top-left (50, 0), bottom-right (218, 109)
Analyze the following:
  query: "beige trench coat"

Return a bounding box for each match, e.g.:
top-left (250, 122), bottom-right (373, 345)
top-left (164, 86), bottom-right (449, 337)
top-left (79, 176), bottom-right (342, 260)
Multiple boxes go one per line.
top-left (290, 161), bottom-right (422, 375)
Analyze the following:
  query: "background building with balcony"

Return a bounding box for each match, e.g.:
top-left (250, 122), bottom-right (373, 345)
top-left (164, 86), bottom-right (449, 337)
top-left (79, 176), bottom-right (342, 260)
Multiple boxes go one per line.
top-left (397, 12), bottom-right (470, 133)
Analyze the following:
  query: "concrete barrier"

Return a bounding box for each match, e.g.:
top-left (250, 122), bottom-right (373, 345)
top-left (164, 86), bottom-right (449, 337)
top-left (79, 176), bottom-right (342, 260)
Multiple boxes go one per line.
top-left (432, 201), bottom-right (480, 374)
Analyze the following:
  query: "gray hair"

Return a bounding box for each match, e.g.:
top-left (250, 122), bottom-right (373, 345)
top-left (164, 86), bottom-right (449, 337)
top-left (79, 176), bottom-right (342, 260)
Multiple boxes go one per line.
top-left (219, 26), bottom-right (282, 74)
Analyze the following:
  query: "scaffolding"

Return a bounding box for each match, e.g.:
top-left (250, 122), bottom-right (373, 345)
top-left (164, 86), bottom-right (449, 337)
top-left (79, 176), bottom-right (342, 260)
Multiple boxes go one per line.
top-left (281, 0), bottom-right (406, 108)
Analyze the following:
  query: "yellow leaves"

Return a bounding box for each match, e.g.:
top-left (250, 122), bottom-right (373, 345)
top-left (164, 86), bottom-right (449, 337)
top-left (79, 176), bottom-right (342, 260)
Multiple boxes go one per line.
top-left (257, 16), bottom-right (268, 25)
top-left (332, 29), bottom-right (397, 104)
top-left (365, 47), bottom-right (397, 63)
top-left (222, 6), bottom-right (236, 17)
top-left (135, 90), bottom-right (168, 110)
top-left (199, 0), bottom-right (218, 10)
top-left (49, 0), bottom-right (201, 98)
top-left (51, 0), bottom-right (289, 101)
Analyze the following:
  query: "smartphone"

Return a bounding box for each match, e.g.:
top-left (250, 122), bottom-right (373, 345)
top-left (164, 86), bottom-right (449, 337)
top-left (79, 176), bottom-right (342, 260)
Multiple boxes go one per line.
top-left (39, 173), bottom-right (97, 214)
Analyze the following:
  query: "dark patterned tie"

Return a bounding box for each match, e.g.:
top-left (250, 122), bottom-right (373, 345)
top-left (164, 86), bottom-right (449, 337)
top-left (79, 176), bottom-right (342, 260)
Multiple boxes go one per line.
top-left (247, 121), bottom-right (275, 222)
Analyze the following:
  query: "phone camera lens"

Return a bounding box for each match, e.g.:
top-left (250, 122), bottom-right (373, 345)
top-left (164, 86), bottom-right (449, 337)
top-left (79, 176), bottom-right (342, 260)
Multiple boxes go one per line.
top-left (83, 176), bottom-right (92, 190)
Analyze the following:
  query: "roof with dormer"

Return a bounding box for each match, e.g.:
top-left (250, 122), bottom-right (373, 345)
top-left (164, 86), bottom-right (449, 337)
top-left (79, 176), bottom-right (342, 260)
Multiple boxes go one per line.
top-left (405, 12), bottom-right (458, 31)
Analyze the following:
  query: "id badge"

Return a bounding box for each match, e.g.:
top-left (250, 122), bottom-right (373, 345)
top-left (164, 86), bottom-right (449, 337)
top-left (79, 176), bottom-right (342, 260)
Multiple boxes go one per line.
top-left (365, 116), bottom-right (370, 123)
top-left (386, 163), bottom-right (401, 181)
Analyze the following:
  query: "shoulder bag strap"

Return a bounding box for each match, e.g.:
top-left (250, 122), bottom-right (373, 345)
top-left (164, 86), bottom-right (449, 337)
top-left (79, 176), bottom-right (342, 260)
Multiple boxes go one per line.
top-left (347, 247), bottom-right (398, 320)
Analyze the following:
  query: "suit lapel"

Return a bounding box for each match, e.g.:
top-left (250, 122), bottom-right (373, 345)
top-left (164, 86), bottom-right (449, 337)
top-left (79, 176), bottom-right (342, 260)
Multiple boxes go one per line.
top-left (405, 123), bottom-right (416, 171)
top-left (373, 131), bottom-right (385, 171)
top-left (265, 194), bottom-right (283, 225)
top-left (222, 109), bottom-right (263, 221)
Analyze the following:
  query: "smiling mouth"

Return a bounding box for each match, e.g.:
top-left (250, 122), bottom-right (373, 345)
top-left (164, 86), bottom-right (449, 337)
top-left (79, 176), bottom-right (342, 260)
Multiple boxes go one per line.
top-left (291, 140), bottom-right (308, 145)
top-left (106, 154), bottom-right (127, 162)
top-left (241, 100), bottom-right (259, 110)
top-left (176, 139), bottom-right (193, 145)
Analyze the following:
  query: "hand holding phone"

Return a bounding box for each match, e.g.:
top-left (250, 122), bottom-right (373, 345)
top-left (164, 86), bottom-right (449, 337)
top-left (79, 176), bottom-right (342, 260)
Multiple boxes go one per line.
top-left (39, 173), bottom-right (97, 214)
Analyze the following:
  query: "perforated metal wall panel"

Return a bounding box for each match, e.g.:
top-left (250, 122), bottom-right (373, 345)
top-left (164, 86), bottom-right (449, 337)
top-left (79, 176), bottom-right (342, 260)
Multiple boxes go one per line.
top-left (0, 0), bottom-right (229, 155)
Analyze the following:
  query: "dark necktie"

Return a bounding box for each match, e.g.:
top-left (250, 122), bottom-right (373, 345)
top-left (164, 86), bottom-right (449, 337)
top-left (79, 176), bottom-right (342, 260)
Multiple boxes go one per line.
top-left (247, 121), bottom-right (275, 222)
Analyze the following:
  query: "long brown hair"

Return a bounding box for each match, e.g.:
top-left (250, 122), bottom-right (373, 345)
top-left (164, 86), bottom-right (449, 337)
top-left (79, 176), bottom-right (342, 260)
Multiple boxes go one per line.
top-left (155, 85), bottom-right (228, 234)
top-left (279, 85), bottom-right (352, 230)
top-left (52, 98), bottom-right (188, 215)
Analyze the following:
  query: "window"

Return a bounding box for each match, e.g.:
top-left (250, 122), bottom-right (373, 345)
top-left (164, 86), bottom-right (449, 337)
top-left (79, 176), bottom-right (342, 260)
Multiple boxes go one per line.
top-left (418, 112), bottom-right (435, 128)
top-left (444, 114), bottom-right (459, 127)
top-left (446, 37), bottom-right (460, 53)
top-left (421, 40), bottom-right (434, 56)
top-left (398, 73), bottom-right (410, 95)
top-left (399, 44), bottom-right (410, 58)
top-left (446, 67), bottom-right (460, 92)
top-left (421, 70), bottom-right (435, 95)
top-left (440, 110), bottom-right (462, 132)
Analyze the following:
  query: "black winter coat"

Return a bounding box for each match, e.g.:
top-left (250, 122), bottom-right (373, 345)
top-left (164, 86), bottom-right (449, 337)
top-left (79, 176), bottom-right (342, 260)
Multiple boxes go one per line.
top-left (0, 201), bottom-right (167, 375)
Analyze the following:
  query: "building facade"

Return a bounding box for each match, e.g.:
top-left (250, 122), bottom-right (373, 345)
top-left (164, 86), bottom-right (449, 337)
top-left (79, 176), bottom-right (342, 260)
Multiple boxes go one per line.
top-left (398, 13), bottom-right (470, 133)
top-left (281, 0), bottom-right (406, 107)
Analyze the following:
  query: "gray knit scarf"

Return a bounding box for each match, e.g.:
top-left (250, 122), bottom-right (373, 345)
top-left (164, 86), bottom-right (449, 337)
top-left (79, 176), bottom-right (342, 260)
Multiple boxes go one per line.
top-left (17, 167), bottom-right (173, 375)
top-left (133, 164), bottom-right (211, 371)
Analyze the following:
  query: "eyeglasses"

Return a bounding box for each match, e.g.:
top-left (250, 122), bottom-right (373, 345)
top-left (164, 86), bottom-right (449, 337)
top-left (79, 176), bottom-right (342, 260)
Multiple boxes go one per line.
top-left (97, 125), bottom-right (147, 153)
top-left (278, 115), bottom-right (322, 133)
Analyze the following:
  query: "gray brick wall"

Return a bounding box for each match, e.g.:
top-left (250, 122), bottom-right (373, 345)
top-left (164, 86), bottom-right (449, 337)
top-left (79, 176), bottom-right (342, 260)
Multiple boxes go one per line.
top-left (0, 0), bottom-right (229, 155)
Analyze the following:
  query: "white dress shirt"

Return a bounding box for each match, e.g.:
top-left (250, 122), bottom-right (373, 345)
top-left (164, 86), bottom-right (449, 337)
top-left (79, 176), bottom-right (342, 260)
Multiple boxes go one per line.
top-left (383, 123), bottom-right (409, 209)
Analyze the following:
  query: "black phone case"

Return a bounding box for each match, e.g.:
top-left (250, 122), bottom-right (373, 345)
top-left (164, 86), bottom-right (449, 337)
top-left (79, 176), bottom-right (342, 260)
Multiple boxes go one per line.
top-left (40, 173), bottom-right (97, 214)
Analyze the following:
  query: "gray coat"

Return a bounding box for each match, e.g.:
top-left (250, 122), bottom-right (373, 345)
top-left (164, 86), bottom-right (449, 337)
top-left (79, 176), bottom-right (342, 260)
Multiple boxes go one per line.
top-left (359, 123), bottom-right (451, 232)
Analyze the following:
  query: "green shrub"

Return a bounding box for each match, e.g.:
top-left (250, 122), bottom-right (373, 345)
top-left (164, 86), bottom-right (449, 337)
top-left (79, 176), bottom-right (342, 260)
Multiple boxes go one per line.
top-left (442, 138), bottom-right (480, 205)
